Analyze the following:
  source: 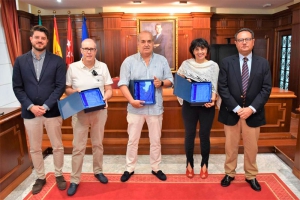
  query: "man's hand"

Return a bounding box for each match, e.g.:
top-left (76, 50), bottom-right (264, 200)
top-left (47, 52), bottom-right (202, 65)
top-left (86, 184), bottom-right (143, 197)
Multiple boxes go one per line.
top-left (130, 99), bottom-right (145, 108)
top-left (30, 105), bottom-right (46, 117)
top-left (154, 76), bottom-right (162, 88)
top-left (102, 97), bottom-right (108, 109)
top-left (237, 107), bottom-right (253, 119)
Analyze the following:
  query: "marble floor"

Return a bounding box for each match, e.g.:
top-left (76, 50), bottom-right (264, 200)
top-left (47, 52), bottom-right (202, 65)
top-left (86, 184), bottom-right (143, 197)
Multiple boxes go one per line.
top-left (5, 153), bottom-right (300, 199)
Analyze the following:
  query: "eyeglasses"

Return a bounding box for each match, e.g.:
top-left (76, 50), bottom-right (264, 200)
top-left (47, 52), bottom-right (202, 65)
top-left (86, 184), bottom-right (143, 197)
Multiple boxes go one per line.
top-left (82, 48), bottom-right (96, 52)
top-left (91, 70), bottom-right (98, 76)
top-left (236, 38), bottom-right (253, 43)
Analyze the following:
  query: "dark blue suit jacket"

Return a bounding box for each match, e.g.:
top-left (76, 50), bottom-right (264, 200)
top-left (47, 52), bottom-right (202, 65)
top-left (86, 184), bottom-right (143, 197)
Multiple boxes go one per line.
top-left (153, 34), bottom-right (166, 57)
top-left (13, 50), bottom-right (66, 119)
top-left (218, 54), bottom-right (272, 127)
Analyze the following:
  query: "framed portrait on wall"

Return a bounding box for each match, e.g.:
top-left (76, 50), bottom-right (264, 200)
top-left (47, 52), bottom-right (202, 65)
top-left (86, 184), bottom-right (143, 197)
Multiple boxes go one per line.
top-left (137, 18), bottom-right (178, 71)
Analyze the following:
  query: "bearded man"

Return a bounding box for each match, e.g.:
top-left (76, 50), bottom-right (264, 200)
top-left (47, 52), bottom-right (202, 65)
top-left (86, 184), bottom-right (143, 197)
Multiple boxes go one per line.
top-left (12, 25), bottom-right (67, 195)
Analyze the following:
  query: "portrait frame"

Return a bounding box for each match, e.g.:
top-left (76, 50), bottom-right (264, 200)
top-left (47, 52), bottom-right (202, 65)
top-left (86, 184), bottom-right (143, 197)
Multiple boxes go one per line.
top-left (137, 18), bottom-right (178, 71)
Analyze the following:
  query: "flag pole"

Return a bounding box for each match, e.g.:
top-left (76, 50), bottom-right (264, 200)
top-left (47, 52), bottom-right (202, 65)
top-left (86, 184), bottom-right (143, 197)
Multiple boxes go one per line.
top-left (38, 10), bottom-right (42, 25)
top-left (66, 10), bottom-right (74, 67)
top-left (53, 10), bottom-right (62, 57)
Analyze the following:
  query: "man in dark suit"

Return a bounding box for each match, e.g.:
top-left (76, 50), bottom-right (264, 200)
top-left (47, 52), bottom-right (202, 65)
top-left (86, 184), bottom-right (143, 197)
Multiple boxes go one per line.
top-left (12, 25), bottom-right (66, 195)
top-left (153, 24), bottom-right (166, 57)
top-left (218, 28), bottom-right (272, 192)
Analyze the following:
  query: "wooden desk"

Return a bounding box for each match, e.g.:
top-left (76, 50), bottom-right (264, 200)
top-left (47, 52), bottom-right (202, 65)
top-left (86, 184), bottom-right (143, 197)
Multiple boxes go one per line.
top-left (292, 116), bottom-right (300, 179)
top-left (43, 87), bottom-right (297, 154)
top-left (0, 107), bottom-right (32, 199)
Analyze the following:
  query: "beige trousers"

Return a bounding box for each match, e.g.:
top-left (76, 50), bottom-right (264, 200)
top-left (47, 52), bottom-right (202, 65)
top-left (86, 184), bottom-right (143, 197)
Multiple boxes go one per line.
top-left (24, 116), bottom-right (63, 179)
top-left (125, 113), bottom-right (163, 172)
top-left (70, 109), bottom-right (107, 184)
top-left (224, 118), bottom-right (260, 179)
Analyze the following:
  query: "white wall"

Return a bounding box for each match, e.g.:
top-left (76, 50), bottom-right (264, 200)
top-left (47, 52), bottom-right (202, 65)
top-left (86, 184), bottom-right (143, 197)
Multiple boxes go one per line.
top-left (0, 13), bottom-right (20, 108)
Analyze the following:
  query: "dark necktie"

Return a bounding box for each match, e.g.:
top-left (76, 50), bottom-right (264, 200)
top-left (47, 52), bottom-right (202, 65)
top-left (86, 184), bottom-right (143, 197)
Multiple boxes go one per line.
top-left (241, 57), bottom-right (249, 97)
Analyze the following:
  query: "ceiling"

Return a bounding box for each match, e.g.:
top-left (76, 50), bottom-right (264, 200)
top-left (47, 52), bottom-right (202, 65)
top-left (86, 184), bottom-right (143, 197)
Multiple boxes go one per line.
top-left (19, 0), bottom-right (293, 10)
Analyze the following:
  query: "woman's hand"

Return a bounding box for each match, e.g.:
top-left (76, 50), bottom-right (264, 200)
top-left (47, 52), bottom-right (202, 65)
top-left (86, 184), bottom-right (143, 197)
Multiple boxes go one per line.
top-left (204, 99), bottom-right (215, 108)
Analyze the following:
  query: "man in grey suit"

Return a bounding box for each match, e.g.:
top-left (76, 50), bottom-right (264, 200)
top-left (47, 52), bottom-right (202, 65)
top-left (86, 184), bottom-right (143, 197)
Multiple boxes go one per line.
top-left (12, 25), bottom-right (66, 194)
top-left (218, 28), bottom-right (272, 191)
top-left (153, 24), bottom-right (166, 57)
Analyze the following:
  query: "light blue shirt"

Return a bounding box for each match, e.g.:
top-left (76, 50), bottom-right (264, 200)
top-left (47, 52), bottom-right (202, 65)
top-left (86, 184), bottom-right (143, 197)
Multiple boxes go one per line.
top-left (118, 52), bottom-right (173, 115)
top-left (28, 51), bottom-right (49, 111)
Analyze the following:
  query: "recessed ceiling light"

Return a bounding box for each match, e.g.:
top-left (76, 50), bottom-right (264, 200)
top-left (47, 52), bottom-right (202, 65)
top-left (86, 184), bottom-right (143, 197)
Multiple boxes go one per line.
top-left (179, 1), bottom-right (187, 4)
top-left (57, 0), bottom-right (61, 2)
top-left (133, 1), bottom-right (141, 3)
top-left (262, 3), bottom-right (271, 8)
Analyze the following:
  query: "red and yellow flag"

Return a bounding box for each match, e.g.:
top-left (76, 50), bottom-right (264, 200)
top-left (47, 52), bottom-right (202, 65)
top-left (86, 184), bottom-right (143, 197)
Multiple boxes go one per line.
top-left (53, 17), bottom-right (62, 57)
top-left (66, 16), bottom-right (74, 67)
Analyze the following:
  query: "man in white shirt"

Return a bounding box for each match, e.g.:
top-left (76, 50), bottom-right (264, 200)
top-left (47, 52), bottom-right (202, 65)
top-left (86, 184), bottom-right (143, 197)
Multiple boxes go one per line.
top-left (65, 38), bottom-right (113, 196)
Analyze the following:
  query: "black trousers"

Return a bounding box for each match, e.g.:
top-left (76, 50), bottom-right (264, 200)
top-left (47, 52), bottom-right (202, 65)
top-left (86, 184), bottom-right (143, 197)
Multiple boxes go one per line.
top-left (182, 101), bottom-right (215, 169)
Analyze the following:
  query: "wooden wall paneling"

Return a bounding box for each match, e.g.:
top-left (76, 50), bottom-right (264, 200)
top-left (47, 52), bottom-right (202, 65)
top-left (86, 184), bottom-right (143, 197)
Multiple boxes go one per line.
top-left (81, 16), bottom-right (104, 62)
top-left (178, 19), bottom-right (193, 27)
top-left (17, 11), bottom-right (34, 54)
top-left (191, 14), bottom-right (211, 43)
top-left (102, 17), bottom-right (122, 77)
top-left (120, 18), bottom-right (137, 66)
top-left (292, 114), bottom-right (300, 179)
top-left (211, 14), bottom-right (273, 44)
top-left (289, 3), bottom-right (300, 113)
top-left (0, 108), bottom-right (32, 199)
top-left (103, 30), bottom-right (122, 77)
top-left (177, 29), bottom-right (192, 67)
top-left (177, 17), bottom-right (193, 66)
top-left (192, 29), bottom-right (210, 43)
top-left (272, 10), bottom-right (293, 88)
top-left (121, 29), bottom-right (137, 63)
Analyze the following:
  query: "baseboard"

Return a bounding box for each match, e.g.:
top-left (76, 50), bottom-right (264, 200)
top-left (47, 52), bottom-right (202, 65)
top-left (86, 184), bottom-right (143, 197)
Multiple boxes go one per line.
top-left (292, 166), bottom-right (300, 179)
top-left (0, 167), bottom-right (32, 199)
top-left (274, 146), bottom-right (294, 168)
top-left (291, 112), bottom-right (299, 119)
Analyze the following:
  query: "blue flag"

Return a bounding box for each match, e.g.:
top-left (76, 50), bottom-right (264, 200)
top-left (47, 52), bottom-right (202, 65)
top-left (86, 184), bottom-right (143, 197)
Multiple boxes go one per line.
top-left (81, 16), bottom-right (89, 41)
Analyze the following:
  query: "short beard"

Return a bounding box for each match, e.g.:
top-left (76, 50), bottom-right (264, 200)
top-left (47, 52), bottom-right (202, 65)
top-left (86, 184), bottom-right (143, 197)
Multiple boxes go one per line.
top-left (32, 45), bottom-right (46, 52)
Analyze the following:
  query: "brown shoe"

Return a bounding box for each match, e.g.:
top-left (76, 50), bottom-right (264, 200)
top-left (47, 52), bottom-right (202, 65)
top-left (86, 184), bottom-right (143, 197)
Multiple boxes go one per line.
top-left (56, 175), bottom-right (67, 190)
top-left (32, 179), bottom-right (46, 194)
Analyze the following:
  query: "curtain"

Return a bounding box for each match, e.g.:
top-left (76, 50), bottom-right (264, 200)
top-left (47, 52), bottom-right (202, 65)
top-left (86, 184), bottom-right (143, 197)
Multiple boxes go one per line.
top-left (0, 0), bottom-right (22, 66)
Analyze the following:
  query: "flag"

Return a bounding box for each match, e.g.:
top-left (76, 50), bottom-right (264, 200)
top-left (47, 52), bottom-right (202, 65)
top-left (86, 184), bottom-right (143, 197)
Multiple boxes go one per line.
top-left (53, 17), bottom-right (62, 57)
top-left (38, 15), bottom-right (42, 25)
top-left (81, 16), bottom-right (89, 41)
top-left (66, 16), bottom-right (74, 67)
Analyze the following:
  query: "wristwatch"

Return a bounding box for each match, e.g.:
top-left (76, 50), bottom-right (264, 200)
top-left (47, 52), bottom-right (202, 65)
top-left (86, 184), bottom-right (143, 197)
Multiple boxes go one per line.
top-left (160, 80), bottom-right (164, 87)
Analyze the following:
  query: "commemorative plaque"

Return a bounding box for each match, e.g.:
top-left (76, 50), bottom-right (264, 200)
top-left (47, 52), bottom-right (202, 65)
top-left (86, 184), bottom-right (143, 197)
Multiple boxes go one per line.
top-left (129, 79), bottom-right (156, 105)
top-left (57, 88), bottom-right (105, 119)
top-left (174, 73), bottom-right (212, 105)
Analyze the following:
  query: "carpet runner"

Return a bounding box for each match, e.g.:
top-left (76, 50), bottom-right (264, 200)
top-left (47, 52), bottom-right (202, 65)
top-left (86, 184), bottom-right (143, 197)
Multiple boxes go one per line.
top-left (24, 173), bottom-right (298, 199)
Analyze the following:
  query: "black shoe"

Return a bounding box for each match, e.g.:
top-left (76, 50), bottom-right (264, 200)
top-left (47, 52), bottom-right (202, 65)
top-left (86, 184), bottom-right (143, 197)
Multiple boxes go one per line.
top-left (56, 175), bottom-right (67, 190)
top-left (245, 178), bottom-right (261, 191)
top-left (221, 175), bottom-right (235, 187)
top-left (94, 173), bottom-right (108, 184)
top-left (120, 171), bottom-right (134, 182)
top-left (67, 183), bottom-right (79, 196)
top-left (32, 179), bottom-right (46, 194)
top-left (152, 170), bottom-right (167, 181)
